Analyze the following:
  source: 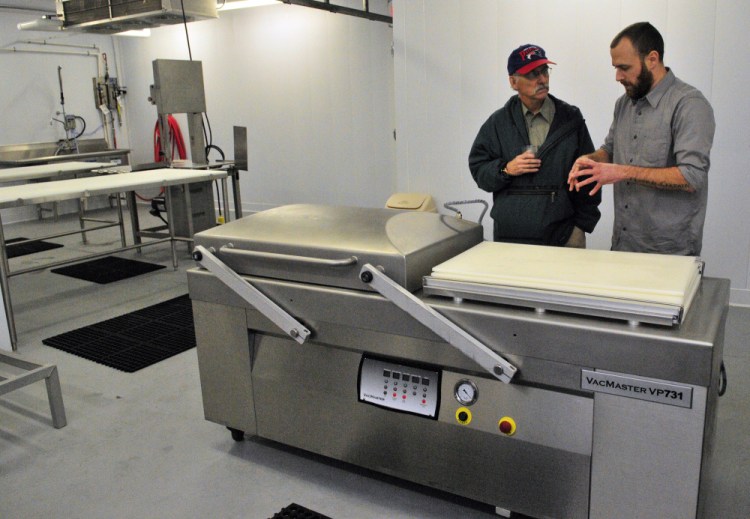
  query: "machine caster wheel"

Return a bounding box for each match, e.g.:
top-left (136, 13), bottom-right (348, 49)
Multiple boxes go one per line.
top-left (228, 427), bottom-right (245, 442)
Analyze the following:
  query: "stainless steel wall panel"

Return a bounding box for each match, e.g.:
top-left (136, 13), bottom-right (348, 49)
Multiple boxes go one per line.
top-left (192, 299), bottom-right (257, 436)
top-left (589, 373), bottom-right (708, 519)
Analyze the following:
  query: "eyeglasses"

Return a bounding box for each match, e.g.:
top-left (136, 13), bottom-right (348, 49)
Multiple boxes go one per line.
top-left (517, 65), bottom-right (551, 80)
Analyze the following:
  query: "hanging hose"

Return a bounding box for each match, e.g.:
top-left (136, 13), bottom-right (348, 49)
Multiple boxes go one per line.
top-left (153, 115), bottom-right (187, 162)
top-left (204, 143), bottom-right (226, 221)
top-left (136, 116), bottom-right (189, 202)
top-left (73, 115), bottom-right (86, 139)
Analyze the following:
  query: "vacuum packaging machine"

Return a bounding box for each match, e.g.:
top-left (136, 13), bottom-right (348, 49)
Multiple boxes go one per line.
top-left (187, 204), bottom-right (727, 519)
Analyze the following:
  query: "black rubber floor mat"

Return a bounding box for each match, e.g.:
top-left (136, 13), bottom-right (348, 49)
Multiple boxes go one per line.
top-left (5, 237), bottom-right (64, 259)
top-left (51, 255), bottom-right (166, 284)
top-left (269, 503), bottom-right (332, 519)
top-left (42, 295), bottom-right (194, 372)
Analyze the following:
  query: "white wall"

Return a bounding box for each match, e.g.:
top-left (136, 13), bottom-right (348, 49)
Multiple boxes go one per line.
top-left (0, 12), bottom-right (125, 221)
top-left (0, 3), bottom-right (395, 216)
top-left (0, 15), bottom-right (121, 147)
top-left (392, 0), bottom-right (750, 304)
top-left (115, 3), bottom-right (396, 212)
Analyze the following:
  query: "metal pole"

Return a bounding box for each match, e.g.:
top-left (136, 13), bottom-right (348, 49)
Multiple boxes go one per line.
top-left (125, 191), bottom-right (142, 254)
top-left (165, 186), bottom-right (178, 270)
top-left (0, 212), bottom-right (18, 350)
top-left (116, 193), bottom-right (126, 248)
top-left (230, 166), bottom-right (243, 220)
top-left (221, 176), bottom-right (230, 222)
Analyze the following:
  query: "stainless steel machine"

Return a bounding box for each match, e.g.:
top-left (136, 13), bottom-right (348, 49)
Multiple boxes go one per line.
top-left (149, 59), bottom-right (217, 236)
top-left (187, 204), bottom-right (727, 519)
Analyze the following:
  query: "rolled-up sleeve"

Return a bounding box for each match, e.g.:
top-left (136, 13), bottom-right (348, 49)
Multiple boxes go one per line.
top-left (672, 93), bottom-right (715, 191)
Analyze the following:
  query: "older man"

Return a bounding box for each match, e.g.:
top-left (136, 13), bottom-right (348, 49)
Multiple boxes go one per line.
top-left (470, 44), bottom-right (601, 247)
top-left (568, 22), bottom-right (715, 255)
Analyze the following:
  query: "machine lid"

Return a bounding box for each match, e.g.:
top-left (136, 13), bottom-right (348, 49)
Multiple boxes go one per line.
top-left (193, 204), bottom-right (483, 292)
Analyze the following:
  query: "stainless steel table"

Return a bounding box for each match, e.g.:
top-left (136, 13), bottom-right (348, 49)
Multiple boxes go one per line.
top-left (0, 169), bottom-right (229, 351)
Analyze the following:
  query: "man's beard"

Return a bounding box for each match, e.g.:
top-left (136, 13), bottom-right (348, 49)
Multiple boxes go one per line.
top-left (623, 61), bottom-right (653, 100)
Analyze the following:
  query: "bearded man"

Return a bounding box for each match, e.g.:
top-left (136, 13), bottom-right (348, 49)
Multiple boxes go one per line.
top-left (568, 22), bottom-right (715, 256)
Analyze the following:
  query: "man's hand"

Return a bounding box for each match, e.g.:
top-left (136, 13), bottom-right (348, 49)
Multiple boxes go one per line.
top-left (568, 157), bottom-right (627, 196)
top-left (569, 156), bottom-right (692, 194)
top-left (505, 151), bottom-right (541, 176)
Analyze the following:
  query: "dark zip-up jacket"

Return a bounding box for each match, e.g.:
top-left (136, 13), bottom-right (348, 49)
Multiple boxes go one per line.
top-left (469, 94), bottom-right (601, 245)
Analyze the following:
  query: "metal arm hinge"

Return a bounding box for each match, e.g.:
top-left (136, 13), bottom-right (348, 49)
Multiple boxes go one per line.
top-left (360, 264), bottom-right (517, 384)
top-left (192, 245), bottom-right (311, 344)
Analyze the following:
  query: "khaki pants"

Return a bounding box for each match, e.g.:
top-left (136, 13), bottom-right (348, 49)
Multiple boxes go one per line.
top-left (564, 226), bottom-right (586, 248)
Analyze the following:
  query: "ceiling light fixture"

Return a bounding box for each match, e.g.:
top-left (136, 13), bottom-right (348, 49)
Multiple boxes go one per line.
top-left (218, 0), bottom-right (279, 11)
top-left (17, 17), bottom-right (63, 32)
top-left (113, 29), bottom-right (152, 37)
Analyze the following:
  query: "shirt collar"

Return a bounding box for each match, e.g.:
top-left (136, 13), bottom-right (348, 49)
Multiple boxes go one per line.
top-left (642, 68), bottom-right (675, 108)
top-left (523, 95), bottom-right (554, 122)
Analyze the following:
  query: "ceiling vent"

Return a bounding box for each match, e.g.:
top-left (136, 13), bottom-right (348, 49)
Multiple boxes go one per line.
top-left (55, 0), bottom-right (217, 34)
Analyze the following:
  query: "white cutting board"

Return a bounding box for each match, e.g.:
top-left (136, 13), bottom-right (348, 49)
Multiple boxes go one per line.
top-left (430, 242), bottom-right (701, 307)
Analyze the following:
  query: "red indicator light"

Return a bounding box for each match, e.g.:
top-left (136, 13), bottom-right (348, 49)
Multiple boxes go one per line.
top-left (499, 421), bottom-right (512, 434)
top-left (402, 395), bottom-right (407, 399)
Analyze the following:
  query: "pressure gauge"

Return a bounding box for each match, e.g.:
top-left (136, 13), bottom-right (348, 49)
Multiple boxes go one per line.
top-left (454, 379), bottom-right (478, 406)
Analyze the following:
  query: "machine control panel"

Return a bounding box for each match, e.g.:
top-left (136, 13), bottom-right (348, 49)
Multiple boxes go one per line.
top-left (358, 356), bottom-right (440, 418)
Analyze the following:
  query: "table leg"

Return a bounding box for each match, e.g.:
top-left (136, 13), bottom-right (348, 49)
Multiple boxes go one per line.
top-left (45, 365), bottom-right (67, 428)
top-left (165, 187), bottom-right (178, 270)
top-left (230, 166), bottom-right (243, 220)
top-left (221, 177), bottom-right (231, 222)
top-left (126, 191), bottom-right (142, 254)
top-left (77, 197), bottom-right (88, 244)
top-left (116, 193), bottom-right (126, 248)
top-left (0, 212), bottom-right (17, 351)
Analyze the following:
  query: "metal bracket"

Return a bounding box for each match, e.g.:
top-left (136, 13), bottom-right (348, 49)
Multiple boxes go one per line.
top-left (359, 264), bottom-right (517, 384)
top-left (192, 245), bottom-right (311, 344)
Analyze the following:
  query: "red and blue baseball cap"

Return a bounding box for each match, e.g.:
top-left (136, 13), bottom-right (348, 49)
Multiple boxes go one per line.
top-left (507, 44), bottom-right (556, 76)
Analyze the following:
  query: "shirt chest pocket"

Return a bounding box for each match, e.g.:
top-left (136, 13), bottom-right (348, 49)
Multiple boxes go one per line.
top-left (639, 128), bottom-right (671, 166)
top-left (630, 108), bottom-right (673, 166)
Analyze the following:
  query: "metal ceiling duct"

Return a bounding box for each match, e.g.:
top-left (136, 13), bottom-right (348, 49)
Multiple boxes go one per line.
top-left (55, 0), bottom-right (217, 34)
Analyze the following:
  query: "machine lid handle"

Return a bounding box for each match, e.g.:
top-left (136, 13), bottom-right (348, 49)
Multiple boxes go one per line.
top-left (359, 263), bottom-right (517, 384)
top-left (219, 244), bottom-right (358, 268)
top-left (192, 245), bottom-right (312, 344)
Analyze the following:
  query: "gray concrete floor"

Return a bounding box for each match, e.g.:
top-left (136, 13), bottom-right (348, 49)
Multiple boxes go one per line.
top-left (0, 208), bottom-right (748, 519)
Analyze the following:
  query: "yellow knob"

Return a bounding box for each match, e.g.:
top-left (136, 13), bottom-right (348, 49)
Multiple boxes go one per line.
top-left (455, 407), bottom-right (472, 425)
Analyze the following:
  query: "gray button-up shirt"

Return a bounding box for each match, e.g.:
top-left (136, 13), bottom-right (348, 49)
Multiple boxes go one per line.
top-left (602, 69), bottom-right (715, 255)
